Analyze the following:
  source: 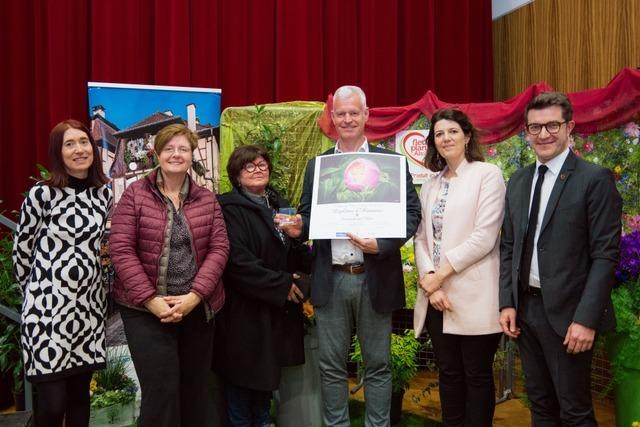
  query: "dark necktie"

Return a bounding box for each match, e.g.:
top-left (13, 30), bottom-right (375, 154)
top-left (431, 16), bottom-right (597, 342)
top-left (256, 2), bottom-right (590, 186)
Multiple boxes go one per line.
top-left (520, 164), bottom-right (549, 288)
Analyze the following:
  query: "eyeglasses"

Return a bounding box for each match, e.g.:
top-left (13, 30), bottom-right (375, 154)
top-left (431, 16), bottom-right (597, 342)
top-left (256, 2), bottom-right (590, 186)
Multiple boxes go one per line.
top-left (243, 161), bottom-right (269, 173)
top-left (525, 121), bottom-right (566, 135)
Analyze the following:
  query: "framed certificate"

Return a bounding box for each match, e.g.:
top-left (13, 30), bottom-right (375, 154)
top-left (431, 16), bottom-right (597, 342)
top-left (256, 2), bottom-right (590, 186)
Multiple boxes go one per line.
top-left (309, 152), bottom-right (407, 239)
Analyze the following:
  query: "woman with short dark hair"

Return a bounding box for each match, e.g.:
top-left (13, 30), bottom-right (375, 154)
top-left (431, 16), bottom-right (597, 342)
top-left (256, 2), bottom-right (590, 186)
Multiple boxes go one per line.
top-left (13, 119), bottom-right (112, 427)
top-left (214, 144), bottom-right (311, 427)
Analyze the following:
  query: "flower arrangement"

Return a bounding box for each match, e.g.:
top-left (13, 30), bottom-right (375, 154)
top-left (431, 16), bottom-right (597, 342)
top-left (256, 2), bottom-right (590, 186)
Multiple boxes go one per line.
top-left (606, 222), bottom-right (640, 375)
top-left (90, 348), bottom-right (137, 411)
top-left (302, 300), bottom-right (316, 335)
top-left (123, 138), bottom-right (156, 172)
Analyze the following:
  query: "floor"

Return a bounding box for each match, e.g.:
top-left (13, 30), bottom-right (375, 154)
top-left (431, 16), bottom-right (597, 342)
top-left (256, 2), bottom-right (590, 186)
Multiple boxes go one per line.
top-left (349, 370), bottom-right (617, 426)
top-left (1, 370), bottom-right (618, 426)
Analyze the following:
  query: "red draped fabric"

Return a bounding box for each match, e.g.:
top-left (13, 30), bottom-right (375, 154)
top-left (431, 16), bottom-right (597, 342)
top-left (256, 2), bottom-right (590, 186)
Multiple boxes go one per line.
top-left (319, 68), bottom-right (640, 144)
top-left (0, 0), bottom-right (492, 213)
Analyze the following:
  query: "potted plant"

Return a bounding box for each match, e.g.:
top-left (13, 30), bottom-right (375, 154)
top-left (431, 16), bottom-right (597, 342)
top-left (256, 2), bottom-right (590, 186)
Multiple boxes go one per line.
top-left (0, 231), bottom-right (25, 409)
top-left (244, 104), bottom-right (290, 200)
top-left (350, 329), bottom-right (423, 425)
top-left (604, 221), bottom-right (640, 427)
top-left (89, 347), bottom-right (138, 427)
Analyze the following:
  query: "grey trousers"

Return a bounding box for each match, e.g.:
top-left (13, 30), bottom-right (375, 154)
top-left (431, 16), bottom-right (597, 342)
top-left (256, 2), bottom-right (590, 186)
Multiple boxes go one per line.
top-left (316, 271), bottom-right (392, 427)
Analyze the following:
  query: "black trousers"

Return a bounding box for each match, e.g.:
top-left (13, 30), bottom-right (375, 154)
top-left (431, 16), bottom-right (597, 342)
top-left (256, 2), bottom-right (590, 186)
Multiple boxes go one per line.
top-left (426, 304), bottom-right (502, 427)
top-left (35, 371), bottom-right (93, 427)
top-left (517, 292), bottom-right (596, 427)
top-left (119, 304), bottom-right (215, 427)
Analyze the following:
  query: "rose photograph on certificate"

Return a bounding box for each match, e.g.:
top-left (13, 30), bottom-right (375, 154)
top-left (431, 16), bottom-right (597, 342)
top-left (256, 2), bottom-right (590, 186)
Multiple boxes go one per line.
top-left (309, 152), bottom-right (407, 239)
top-left (317, 153), bottom-right (402, 204)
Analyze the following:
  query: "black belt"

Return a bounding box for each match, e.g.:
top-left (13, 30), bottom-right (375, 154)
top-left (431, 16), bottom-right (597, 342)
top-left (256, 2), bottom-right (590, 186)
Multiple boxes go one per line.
top-left (525, 286), bottom-right (542, 297)
top-left (332, 263), bottom-right (365, 274)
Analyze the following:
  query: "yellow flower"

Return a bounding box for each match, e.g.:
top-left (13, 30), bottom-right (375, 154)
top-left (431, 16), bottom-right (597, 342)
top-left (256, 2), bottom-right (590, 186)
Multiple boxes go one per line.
top-left (303, 301), bottom-right (315, 319)
top-left (90, 378), bottom-right (97, 392)
top-left (631, 421), bottom-right (640, 427)
top-left (614, 165), bottom-right (623, 174)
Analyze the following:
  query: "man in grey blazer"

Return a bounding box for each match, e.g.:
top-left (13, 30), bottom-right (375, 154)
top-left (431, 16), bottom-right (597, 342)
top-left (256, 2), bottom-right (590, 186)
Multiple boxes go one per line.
top-left (281, 85), bottom-right (421, 427)
top-left (499, 92), bottom-right (622, 426)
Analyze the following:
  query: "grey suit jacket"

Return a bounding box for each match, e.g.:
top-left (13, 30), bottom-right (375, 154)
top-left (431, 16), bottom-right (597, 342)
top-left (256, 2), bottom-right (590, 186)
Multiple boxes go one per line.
top-left (499, 151), bottom-right (622, 335)
top-left (298, 145), bottom-right (422, 314)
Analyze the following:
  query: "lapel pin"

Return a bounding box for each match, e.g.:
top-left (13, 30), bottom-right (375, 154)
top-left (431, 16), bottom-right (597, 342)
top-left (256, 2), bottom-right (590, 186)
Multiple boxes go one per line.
top-left (560, 173), bottom-right (567, 180)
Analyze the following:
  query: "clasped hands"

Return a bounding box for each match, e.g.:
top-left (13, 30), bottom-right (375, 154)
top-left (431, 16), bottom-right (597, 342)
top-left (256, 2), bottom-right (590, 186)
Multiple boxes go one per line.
top-left (420, 272), bottom-right (452, 311)
top-left (144, 292), bottom-right (201, 323)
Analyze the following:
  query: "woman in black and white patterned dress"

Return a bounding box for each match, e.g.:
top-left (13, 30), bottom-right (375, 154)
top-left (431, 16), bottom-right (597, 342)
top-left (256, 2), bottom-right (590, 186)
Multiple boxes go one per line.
top-left (13, 119), bottom-right (112, 427)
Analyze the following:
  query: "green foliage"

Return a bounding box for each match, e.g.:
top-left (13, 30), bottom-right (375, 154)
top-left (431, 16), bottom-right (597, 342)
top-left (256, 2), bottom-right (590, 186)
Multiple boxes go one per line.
top-left (401, 244), bottom-right (418, 309)
top-left (481, 124), bottom-right (639, 219)
top-left (0, 232), bottom-right (23, 393)
top-left (245, 104), bottom-right (290, 199)
top-left (604, 276), bottom-right (640, 383)
top-left (91, 347), bottom-right (138, 410)
top-left (351, 329), bottom-right (423, 393)
top-left (90, 389), bottom-right (135, 410)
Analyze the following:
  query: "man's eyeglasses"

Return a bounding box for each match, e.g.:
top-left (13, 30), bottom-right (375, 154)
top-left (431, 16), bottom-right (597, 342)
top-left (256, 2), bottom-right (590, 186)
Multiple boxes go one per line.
top-left (525, 121), bottom-right (566, 135)
top-left (243, 162), bottom-right (269, 173)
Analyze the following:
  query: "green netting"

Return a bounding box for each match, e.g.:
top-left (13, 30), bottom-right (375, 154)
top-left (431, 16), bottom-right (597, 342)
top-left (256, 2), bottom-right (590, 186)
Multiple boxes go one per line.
top-left (220, 102), bottom-right (333, 205)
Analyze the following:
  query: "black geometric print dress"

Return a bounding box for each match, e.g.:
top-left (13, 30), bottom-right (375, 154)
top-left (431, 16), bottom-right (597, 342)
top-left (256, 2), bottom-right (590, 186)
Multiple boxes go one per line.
top-left (12, 179), bottom-right (112, 382)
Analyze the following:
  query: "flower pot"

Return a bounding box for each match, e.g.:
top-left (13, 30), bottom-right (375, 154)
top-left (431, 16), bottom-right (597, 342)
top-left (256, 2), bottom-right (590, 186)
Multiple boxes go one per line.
top-left (12, 391), bottom-right (25, 411)
top-left (613, 366), bottom-right (640, 427)
top-left (274, 329), bottom-right (323, 427)
top-left (89, 401), bottom-right (136, 427)
top-left (390, 389), bottom-right (405, 425)
top-left (606, 332), bottom-right (640, 426)
top-left (0, 372), bottom-right (13, 409)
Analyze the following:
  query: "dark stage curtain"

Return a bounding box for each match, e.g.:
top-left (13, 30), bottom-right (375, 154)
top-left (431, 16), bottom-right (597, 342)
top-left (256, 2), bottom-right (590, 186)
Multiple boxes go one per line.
top-left (0, 0), bottom-right (493, 213)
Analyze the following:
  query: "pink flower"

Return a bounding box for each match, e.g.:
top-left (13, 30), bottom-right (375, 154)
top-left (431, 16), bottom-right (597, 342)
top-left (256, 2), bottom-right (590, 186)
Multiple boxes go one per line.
top-left (623, 122), bottom-right (640, 138)
top-left (487, 147), bottom-right (497, 157)
top-left (582, 142), bottom-right (594, 153)
top-left (343, 158), bottom-right (381, 192)
top-left (627, 214), bottom-right (640, 232)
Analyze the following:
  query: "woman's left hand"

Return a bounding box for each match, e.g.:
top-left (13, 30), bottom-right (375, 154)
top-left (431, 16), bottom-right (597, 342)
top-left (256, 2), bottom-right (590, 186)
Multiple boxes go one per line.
top-left (162, 292), bottom-right (202, 322)
top-left (429, 290), bottom-right (452, 312)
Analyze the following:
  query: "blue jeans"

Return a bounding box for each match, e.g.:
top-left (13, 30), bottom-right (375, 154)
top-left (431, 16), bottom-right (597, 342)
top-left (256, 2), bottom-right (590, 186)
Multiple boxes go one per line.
top-left (316, 270), bottom-right (392, 427)
top-left (224, 382), bottom-right (272, 427)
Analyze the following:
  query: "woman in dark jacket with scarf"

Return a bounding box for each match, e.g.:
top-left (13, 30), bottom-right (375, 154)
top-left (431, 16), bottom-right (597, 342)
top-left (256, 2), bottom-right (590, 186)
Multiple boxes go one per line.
top-left (215, 144), bottom-right (311, 427)
top-left (109, 124), bottom-right (229, 427)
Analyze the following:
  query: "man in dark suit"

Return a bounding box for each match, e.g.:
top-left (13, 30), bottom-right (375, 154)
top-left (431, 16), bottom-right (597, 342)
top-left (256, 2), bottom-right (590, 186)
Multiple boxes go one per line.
top-left (499, 92), bottom-right (622, 426)
top-left (280, 85), bottom-right (421, 427)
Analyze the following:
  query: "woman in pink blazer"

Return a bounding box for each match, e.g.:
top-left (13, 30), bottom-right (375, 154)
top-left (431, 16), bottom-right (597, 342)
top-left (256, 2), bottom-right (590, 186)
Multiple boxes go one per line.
top-left (413, 109), bottom-right (505, 427)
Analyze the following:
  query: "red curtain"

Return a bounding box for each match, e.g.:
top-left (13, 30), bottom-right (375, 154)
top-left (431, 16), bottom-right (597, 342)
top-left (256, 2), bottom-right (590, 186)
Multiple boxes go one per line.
top-left (0, 0), bottom-right (493, 214)
top-left (319, 68), bottom-right (640, 144)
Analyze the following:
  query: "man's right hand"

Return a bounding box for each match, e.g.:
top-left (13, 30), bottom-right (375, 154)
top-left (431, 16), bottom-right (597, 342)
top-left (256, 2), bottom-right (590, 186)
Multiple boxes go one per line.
top-left (499, 307), bottom-right (520, 338)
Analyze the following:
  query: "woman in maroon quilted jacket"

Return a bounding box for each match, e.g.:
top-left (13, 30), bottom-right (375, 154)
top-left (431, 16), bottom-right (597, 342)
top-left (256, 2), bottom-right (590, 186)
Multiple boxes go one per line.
top-left (109, 123), bottom-right (229, 427)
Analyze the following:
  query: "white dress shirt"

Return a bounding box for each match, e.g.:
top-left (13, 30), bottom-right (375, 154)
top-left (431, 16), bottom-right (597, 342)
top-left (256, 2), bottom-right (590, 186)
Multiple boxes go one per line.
top-left (330, 139), bottom-right (369, 265)
top-left (529, 148), bottom-right (571, 287)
